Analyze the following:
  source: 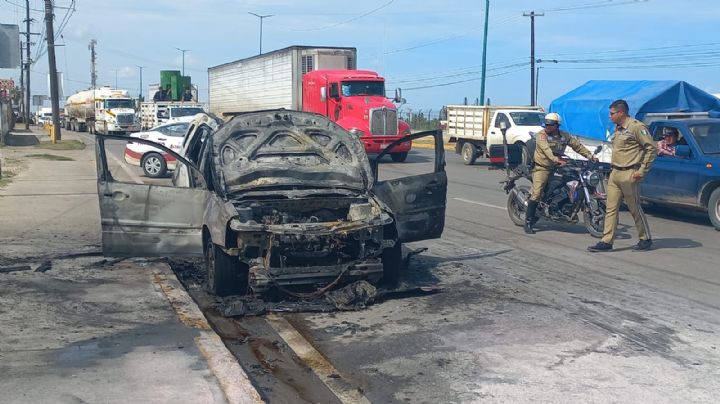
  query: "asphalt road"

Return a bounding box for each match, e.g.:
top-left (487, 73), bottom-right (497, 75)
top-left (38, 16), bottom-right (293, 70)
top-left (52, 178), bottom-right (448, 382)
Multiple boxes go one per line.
top-left (85, 132), bottom-right (720, 403)
top-left (281, 148), bottom-right (720, 403)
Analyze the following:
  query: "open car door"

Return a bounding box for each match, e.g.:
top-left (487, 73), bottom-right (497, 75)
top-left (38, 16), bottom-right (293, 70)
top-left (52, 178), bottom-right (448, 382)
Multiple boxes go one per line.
top-left (95, 135), bottom-right (207, 257)
top-left (371, 130), bottom-right (447, 243)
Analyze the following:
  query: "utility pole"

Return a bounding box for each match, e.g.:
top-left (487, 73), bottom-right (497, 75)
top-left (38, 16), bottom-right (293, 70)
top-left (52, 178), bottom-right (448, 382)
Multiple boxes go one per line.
top-left (24, 0), bottom-right (32, 129)
top-left (479, 0), bottom-right (490, 106)
top-left (523, 11), bottom-right (543, 106)
top-left (175, 48), bottom-right (189, 76)
top-left (44, 0), bottom-right (61, 141)
top-left (136, 65), bottom-right (145, 101)
top-left (248, 12), bottom-right (273, 55)
top-left (89, 39), bottom-right (97, 88)
top-left (19, 41), bottom-right (24, 123)
top-left (111, 68), bottom-right (119, 89)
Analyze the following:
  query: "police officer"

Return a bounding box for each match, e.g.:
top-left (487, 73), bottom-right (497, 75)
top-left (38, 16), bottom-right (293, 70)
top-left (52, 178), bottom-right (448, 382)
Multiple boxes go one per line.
top-left (525, 112), bottom-right (595, 234)
top-left (588, 99), bottom-right (656, 252)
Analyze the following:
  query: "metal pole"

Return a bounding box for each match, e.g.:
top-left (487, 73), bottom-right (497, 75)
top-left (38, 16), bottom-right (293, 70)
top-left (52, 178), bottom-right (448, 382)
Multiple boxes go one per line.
top-left (175, 48), bottom-right (189, 76)
top-left (249, 13), bottom-right (273, 55)
top-left (523, 11), bottom-right (543, 106)
top-left (479, 0), bottom-right (490, 106)
top-left (24, 0), bottom-right (31, 129)
top-left (136, 65), bottom-right (145, 100)
top-left (44, 0), bottom-right (61, 141)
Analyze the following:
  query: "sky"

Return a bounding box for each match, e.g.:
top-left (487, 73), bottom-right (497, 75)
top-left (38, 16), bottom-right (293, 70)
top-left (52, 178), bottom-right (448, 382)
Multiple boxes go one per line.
top-left (1, 0), bottom-right (719, 118)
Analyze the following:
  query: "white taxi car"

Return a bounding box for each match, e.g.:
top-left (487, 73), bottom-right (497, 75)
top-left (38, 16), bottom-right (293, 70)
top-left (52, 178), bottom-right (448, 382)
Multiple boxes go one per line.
top-left (124, 121), bottom-right (190, 178)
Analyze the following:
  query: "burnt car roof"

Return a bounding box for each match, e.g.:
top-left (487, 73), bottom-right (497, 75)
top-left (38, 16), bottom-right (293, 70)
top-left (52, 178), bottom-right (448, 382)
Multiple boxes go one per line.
top-left (209, 110), bottom-right (373, 195)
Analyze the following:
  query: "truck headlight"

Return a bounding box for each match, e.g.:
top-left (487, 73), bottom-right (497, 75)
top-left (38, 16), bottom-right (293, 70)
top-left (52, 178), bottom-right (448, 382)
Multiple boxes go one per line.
top-left (348, 128), bottom-right (365, 137)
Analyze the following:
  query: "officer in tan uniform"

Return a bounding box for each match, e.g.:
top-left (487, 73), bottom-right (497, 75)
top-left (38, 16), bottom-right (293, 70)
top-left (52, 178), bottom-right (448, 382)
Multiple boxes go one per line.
top-left (525, 112), bottom-right (595, 234)
top-left (588, 99), bottom-right (656, 252)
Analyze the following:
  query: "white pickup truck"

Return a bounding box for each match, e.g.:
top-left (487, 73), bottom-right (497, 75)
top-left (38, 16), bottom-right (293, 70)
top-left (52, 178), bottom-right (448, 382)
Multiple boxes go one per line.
top-left (445, 105), bottom-right (545, 165)
top-left (139, 102), bottom-right (205, 130)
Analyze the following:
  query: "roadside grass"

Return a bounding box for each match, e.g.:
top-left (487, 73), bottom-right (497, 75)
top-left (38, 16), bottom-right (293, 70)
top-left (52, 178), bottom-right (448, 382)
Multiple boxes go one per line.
top-left (0, 158), bottom-right (22, 188)
top-left (26, 154), bottom-right (74, 161)
top-left (33, 140), bottom-right (86, 150)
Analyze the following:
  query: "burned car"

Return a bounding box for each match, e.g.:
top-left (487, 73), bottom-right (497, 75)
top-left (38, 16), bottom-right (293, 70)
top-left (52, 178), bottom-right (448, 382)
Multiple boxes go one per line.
top-left (95, 110), bottom-right (447, 296)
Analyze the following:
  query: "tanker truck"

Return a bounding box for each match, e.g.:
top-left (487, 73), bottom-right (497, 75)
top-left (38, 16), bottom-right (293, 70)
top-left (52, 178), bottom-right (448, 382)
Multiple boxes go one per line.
top-left (65, 87), bottom-right (140, 135)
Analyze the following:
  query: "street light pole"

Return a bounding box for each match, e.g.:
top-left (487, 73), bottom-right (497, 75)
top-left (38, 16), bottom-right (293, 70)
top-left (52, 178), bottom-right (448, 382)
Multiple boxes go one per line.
top-left (535, 59), bottom-right (558, 105)
top-left (136, 65), bottom-right (146, 101)
top-left (248, 12), bottom-right (273, 55)
top-left (175, 48), bottom-right (190, 76)
top-left (479, 0), bottom-right (490, 106)
top-left (111, 69), bottom-right (119, 89)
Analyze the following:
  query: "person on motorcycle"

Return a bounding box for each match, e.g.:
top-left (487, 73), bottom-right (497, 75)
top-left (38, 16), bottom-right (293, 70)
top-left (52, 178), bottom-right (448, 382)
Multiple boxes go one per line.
top-left (525, 112), bottom-right (596, 234)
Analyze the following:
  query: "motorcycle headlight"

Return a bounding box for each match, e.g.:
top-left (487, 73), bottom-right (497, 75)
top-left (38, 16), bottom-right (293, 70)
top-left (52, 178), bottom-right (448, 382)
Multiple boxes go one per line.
top-left (583, 171), bottom-right (601, 187)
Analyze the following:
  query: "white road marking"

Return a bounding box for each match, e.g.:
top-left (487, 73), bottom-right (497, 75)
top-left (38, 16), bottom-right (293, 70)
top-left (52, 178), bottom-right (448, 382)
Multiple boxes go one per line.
top-left (453, 197), bottom-right (507, 211)
top-left (265, 314), bottom-right (371, 404)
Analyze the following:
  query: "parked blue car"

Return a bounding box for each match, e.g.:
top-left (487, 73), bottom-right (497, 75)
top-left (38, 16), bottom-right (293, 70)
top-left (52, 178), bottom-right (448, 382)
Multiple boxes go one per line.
top-left (640, 119), bottom-right (720, 230)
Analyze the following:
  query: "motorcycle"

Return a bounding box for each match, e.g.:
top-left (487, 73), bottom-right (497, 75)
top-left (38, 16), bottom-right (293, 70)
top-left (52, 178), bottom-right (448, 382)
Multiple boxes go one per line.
top-left (503, 145), bottom-right (610, 237)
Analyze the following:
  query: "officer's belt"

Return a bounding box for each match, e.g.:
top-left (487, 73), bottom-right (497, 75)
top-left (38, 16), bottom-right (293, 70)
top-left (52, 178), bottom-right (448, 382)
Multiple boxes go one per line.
top-left (611, 164), bottom-right (640, 171)
top-left (534, 163), bottom-right (553, 169)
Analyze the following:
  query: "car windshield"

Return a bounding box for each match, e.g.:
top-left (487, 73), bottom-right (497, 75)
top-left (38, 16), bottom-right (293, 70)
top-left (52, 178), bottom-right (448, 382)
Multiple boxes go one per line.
top-left (689, 123), bottom-right (720, 154)
top-left (509, 112), bottom-right (545, 126)
top-left (340, 81), bottom-right (385, 97)
top-left (104, 99), bottom-right (134, 109)
top-left (172, 107), bottom-right (204, 117)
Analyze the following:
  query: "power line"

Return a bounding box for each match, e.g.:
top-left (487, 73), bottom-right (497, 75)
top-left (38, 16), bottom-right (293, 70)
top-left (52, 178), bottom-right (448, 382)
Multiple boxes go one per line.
top-left (291, 0), bottom-right (394, 31)
top-left (401, 67), bottom-right (527, 91)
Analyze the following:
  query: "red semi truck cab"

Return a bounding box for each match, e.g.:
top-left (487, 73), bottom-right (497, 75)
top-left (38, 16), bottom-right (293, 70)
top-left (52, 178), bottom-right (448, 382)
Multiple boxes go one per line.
top-left (302, 70), bottom-right (412, 162)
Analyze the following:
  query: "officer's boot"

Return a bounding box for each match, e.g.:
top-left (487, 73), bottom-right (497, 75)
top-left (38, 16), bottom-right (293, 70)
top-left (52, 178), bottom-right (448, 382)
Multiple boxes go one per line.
top-left (524, 201), bottom-right (538, 234)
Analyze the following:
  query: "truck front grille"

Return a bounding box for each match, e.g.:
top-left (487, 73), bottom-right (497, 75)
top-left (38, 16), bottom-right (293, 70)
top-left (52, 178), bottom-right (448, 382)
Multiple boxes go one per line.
top-left (369, 107), bottom-right (398, 136)
top-left (116, 113), bottom-right (135, 125)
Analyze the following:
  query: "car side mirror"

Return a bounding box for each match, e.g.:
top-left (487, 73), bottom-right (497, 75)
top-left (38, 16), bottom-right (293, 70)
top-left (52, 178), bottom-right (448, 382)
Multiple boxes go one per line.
top-left (675, 145), bottom-right (691, 158)
top-left (320, 87), bottom-right (327, 102)
top-left (394, 88), bottom-right (403, 103)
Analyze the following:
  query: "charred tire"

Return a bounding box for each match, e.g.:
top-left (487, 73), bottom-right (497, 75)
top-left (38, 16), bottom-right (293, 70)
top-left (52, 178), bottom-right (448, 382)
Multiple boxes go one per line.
top-left (708, 188), bottom-right (720, 231)
top-left (507, 186), bottom-right (530, 226)
top-left (381, 240), bottom-right (403, 287)
top-left (141, 152), bottom-right (167, 178)
top-left (390, 152), bottom-right (409, 163)
top-left (461, 142), bottom-right (478, 165)
top-left (583, 199), bottom-right (606, 238)
top-left (205, 241), bottom-right (248, 297)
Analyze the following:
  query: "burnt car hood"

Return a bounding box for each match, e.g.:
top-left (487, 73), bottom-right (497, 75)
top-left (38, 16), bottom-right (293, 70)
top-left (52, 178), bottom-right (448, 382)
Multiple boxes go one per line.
top-left (210, 110), bottom-right (373, 195)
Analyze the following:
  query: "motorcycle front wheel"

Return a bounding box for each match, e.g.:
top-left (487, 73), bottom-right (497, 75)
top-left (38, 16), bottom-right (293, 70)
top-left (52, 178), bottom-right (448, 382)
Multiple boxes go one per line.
top-left (507, 186), bottom-right (530, 226)
top-left (583, 199), bottom-right (606, 238)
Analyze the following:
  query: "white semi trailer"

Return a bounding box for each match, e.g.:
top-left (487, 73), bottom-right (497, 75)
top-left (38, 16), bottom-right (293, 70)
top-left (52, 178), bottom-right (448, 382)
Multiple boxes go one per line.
top-left (65, 87), bottom-right (140, 135)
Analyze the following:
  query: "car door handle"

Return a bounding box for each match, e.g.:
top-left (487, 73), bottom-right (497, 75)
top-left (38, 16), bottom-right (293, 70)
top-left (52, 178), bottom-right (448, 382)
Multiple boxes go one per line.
top-left (102, 191), bottom-right (129, 200)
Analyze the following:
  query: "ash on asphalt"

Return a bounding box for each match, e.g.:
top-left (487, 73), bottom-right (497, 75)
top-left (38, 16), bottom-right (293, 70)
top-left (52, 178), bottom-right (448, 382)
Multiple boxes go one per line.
top-left (168, 248), bottom-right (444, 318)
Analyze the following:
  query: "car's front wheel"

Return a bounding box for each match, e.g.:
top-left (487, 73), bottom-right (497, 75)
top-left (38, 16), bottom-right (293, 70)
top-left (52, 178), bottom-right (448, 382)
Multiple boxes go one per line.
top-left (141, 152), bottom-right (167, 178)
top-left (709, 188), bottom-right (720, 231)
top-left (205, 241), bottom-right (248, 297)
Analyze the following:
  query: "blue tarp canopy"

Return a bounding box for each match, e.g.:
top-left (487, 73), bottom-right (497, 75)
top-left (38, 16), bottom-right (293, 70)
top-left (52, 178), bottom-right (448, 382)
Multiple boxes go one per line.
top-left (549, 80), bottom-right (720, 141)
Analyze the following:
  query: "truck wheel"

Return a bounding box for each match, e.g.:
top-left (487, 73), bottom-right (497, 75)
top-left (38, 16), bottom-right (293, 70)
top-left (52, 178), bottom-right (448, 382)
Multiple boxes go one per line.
top-left (461, 142), bottom-right (478, 165)
top-left (205, 241), bottom-right (248, 297)
top-left (141, 152), bottom-right (167, 178)
top-left (391, 152), bottom-right (408, 162)
top-left (709, 188), bottom-right (720, 231)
